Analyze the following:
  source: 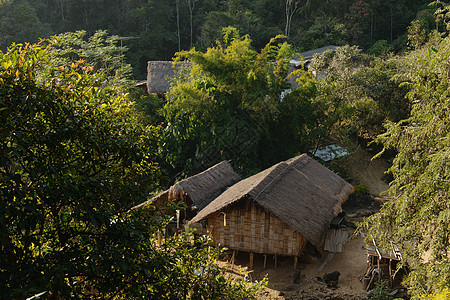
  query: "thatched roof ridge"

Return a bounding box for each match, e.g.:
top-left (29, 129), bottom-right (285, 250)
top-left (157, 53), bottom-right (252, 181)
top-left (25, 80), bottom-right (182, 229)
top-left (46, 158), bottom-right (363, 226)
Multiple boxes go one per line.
top-left (189, 154), bottom-right (354, 246)
top-left (169, 161), bottom-right (241, 211)
top-left (299, 45), bottom-right (339, 60)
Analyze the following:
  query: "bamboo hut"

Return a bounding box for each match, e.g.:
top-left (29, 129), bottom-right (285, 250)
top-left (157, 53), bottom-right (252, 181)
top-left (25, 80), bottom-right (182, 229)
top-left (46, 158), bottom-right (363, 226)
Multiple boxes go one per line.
top-left (146, 61), bottom-right (191, 95)
top-left (189, 154), bottom-right (354, 263)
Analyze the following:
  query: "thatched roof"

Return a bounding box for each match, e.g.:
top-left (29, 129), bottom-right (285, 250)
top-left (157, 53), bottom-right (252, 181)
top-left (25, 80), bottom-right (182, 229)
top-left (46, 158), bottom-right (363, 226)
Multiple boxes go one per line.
top-left (189, 154), bottom-right (354, 246)
top-left (130, 161), bottom-right (241, 213)
top-left (147, 61), bottom-right (191, 94)
top-left (290, 45), bottom-right (339, 70)
top-left (128, 190), bottom-right (169, 213)
top-left (169, 161), bottom-right (241, 211)
top-left (299, 45), bottom-right (339, 60)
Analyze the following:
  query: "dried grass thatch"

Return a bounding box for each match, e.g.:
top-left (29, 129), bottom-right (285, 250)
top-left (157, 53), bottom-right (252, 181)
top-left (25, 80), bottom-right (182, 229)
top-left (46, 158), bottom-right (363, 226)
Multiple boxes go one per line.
top-left (190, 154), bottom-right (354, 246)
top-left (130, 161), bottom-right (240, 213)
top-left (169, 161), bottom-right (241, 211)
top-left (299, 45), bottom-right (339, 60)
top-left (128, 190), bottom-right (169, 212)
top-left (146, 61), bottom-right (190, 94)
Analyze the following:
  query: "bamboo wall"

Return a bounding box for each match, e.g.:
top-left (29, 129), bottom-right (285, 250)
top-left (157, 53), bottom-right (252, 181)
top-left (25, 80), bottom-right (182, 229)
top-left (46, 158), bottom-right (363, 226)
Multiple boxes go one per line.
top-left (206, 198), bottom-right (307, 256)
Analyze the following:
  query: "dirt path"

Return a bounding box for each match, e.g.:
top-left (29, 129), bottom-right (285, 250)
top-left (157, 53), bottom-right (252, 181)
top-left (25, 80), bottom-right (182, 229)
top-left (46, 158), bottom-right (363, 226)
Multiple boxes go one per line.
top-left (343, 148), bottom-right (389, 196)
top-left (221, 230), bottom-right (370, 299)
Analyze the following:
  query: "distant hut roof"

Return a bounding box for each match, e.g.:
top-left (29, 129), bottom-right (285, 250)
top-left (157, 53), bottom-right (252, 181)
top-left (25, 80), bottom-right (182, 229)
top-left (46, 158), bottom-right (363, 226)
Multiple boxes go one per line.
top-left (169, 161), bottom-right (241, 211)
top-left (299, 45), bottom-right (339, 60)
top-left (290, 45), bottom-right (339, 69)
top-left (147, 61), bottom-right (191, 94)
top-left (190, 154), bottom-right (354, 246)
top-left (135, 80), bottom-right (149, 94)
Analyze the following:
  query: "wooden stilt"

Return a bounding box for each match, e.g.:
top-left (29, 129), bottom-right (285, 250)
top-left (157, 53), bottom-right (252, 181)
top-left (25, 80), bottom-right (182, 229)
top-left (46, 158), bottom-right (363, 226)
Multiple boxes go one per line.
top-left (231, 250), bottom-right (236, 267)
top-left (249, 253), bottom-right (254, 269)
top-left (274, 254), bottom-right (278, 269)
top-left (157, 231), bottom-right (162, 246)
top-left (263, 254), bottom-right (267, 270)
top-left (377, 258), bottom-right (381, 283)
top-left (389, 259), bottom-right (393, 287)
top-left (294, 256), bottom-right (298, 270)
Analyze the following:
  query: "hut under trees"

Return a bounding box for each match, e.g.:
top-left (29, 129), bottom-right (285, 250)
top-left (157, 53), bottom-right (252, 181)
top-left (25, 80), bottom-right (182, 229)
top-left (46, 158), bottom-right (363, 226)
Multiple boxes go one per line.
top-left (131, 161), bottom-right (241, 226)
top-left (146, 61), bottom-right (191, 95)
top-left (189, 154), bottom-right (354, 268)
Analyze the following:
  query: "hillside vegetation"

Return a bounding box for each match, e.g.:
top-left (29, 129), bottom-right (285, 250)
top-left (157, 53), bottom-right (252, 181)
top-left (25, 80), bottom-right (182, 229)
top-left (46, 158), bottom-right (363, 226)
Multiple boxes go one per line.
top-left (0, 0), bottom-right (435, 78)
top-left (1, 0), bottom-right (450, 298)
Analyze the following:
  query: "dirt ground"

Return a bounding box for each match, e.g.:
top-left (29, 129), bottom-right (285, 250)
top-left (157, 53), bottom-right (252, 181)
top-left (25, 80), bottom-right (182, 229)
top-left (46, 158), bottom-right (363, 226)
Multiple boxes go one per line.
top-left (343, 148), bottom-right (390, 196)
top-left (217, 149), bottom-right (391, 299)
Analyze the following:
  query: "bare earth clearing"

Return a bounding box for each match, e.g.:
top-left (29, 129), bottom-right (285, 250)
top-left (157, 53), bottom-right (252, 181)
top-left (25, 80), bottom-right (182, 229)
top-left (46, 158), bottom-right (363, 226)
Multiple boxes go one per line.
top-left (218, 149), bottom-right (390, 299)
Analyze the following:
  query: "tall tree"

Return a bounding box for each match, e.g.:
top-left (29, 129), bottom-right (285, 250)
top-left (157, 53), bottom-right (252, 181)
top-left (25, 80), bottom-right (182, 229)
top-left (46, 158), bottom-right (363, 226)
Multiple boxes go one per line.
top-left (362, 32), bottom-right (450, 297)
top-left (285, 0), bottom-right (302, 39)
top-left (185, 0), bottom-right (199, 47)
top-left (176, 0), bottom-right (181, 51)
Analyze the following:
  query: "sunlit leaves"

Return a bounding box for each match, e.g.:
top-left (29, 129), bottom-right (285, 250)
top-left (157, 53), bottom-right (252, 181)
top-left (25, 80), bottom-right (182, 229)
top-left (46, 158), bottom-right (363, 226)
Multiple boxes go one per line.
top-left (363, 33), bottom-right (450, 297)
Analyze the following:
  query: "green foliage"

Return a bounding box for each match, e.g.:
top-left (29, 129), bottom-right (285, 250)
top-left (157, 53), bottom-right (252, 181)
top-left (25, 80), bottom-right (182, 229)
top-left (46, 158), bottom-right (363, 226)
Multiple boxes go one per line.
top-left (363, 33), bottom-right (450, 297)
top-left (369, 282), bottom-right (393, 300)
top-left (0, 0), bottom-right (50, 50)
top-left (407, 7), bottom-right (437, 49)
top-left (0, 42), bottom-right (157, 297)
top-left (131, 89), bottom-right (166, 126)
top-left (0, 0), bottom-right (433, 78)
top-left (45, 30), bottom-right (133, 88)
top-left (353, 184), bottom-right (370, 196)
top-left (161, 30), bottom-right (323, 176)
top-left (368, 40), bottom-right (394, 56)
top-left (291, 16), bottom-right (347, 51)
top-left (309, 45), bottom-right (410, 139)
top-left (421, 287), bottom-right (450, 299)
top-left (0, 41), bottom-right (263, 299)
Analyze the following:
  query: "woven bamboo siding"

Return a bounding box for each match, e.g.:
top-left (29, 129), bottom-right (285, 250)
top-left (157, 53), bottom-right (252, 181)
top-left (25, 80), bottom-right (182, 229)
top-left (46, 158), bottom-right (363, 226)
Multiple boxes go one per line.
top-left (207, 198), bottom-right (307, 256)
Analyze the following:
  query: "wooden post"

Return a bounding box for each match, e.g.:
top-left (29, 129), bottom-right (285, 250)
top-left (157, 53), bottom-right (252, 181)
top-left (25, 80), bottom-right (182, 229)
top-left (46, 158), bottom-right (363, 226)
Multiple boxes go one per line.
top-left (157, 231), bottom-right (162, 246)
top-left (294, 256), bottom-right (298, 269)
top-left (377, 258), bottom-right (381, 283)
top-left (389, 259), bottom-right (393, 287)
top-left (231, 250), bottom-right (236, 268)
top-left (263, 254), bottom-right (267, 270)
top-left (249, 253), bottom-right (254, 269)
top-left (274, 254), bottom-right (278, 269)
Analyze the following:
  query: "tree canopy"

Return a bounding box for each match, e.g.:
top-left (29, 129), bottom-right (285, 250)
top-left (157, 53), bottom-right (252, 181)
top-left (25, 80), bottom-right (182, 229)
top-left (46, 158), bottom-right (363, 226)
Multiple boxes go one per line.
top-left (362, 31), bottom-right (450, 298)
top-left (0, 41), bottom-right (264, 299)
top-left (0, 0), bottom-right (433, 78)
top-left (160, 28), bottom-right (325, 176)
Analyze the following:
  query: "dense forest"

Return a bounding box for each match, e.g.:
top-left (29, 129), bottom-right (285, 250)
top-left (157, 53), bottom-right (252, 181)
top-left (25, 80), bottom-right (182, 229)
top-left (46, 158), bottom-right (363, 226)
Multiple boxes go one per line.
top-left (1, 0), bottom-right (450, 299)
top-left (0, 0), bottom-right (436, 78)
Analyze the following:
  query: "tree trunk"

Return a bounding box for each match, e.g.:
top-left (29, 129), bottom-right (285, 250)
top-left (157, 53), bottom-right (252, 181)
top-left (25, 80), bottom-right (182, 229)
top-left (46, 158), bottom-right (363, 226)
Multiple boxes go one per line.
top-left (59, 0), bottom-right (65, 20)
top-left (285, 0), bottom-right (301, 39)
top-left (176, 0), bottom-right (181, 52)
top-left (185, 0), bottom-right (197, 48)
top-left (390, 6), bottom-right (393, 43)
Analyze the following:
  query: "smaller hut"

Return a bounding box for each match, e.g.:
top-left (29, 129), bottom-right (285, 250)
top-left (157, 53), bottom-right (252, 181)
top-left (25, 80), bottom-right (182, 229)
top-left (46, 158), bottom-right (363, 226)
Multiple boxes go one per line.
top-left (147, 61), bottom-right (191, 95)
top-left (189, 154), bottom-right (354, 267)
top-left (130, 161), bottom-right (241, 225)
